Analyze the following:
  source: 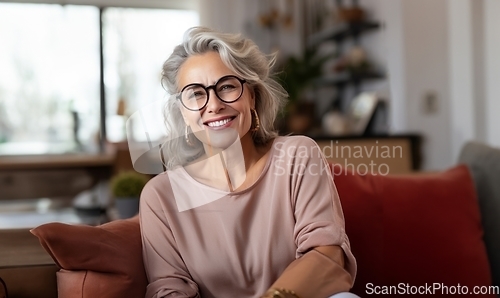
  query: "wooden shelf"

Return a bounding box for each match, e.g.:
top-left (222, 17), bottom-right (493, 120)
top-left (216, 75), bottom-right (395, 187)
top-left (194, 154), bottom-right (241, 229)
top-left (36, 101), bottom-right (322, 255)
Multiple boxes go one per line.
top-left (0, 151), bottom-right (116, 200)
top-left (306, 18), bottom-right (386, 118)
top-left (311, 133), bottom-right (423, 173)
top-left (308, 20), bottom-right (381, 46)
top-left (313, 70), bottom-right (385, 87)
top-left (0, 152), bottom-right (115, 171)
top-left (0, 228), bottom-right (58, 298)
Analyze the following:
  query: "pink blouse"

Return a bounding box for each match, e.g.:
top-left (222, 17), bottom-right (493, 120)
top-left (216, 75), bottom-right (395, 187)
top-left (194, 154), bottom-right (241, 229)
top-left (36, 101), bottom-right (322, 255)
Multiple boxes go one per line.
top-left (139, 135), bottom-right (356, 298)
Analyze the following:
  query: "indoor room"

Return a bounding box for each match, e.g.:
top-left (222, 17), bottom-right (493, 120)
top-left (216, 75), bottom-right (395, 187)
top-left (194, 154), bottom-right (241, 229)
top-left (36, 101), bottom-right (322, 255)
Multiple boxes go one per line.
top-left (1, 0), bottom-right (499, 297)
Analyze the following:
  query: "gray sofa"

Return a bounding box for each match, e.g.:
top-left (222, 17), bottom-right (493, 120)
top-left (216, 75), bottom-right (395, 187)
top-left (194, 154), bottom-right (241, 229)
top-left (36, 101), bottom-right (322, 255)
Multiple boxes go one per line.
top-left (459, 142), bottom-right (500, 290)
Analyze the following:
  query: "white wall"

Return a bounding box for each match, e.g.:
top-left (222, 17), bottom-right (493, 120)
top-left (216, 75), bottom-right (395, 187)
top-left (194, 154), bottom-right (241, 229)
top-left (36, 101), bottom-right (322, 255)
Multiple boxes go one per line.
top-left (447, 0), bottom-right (500, 161)
top-left (484, 0), bottom-right (500, 147)
top-left (448, 0), bottom-right (475, 162)
top-left (199, 0), bottom-right (302, 58)
top-left (367, 0), bottom-right (454, 170)
top-left (471, 0), bottom-right (487, 143)
top-left (371, 0), bottom-right (499, 169)
top-left (199, 0), bottom-right (246, 34)
top-left (355, 0), bottom-right (417, 138)
top-left (402, 0), bottom-right (452, 170)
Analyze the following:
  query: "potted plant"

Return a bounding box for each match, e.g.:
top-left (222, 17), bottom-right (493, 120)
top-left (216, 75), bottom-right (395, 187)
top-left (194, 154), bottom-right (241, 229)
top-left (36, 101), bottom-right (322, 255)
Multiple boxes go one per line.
top-left (276, 46), bottom-right (334, 133)
top-left (111, 171), bottom-right (149, 219)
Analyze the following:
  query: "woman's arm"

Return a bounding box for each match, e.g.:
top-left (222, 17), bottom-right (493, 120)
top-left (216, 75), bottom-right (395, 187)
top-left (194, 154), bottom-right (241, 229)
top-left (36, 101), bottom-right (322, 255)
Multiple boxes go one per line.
top-left (262, 246), bottom-right (353, 298)
top-left (263, 137), bottom-right (356, 298)
top-left (140, 179), bottom-right (200, 298)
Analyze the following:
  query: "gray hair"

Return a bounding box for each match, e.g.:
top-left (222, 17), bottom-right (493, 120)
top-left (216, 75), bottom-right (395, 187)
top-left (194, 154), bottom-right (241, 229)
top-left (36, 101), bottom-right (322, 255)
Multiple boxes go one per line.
top-left (160, 26), bottom-right (288, 170)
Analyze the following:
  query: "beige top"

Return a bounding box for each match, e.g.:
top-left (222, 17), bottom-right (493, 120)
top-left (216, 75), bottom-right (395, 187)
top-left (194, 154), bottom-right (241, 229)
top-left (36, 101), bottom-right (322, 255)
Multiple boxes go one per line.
top-left (140, 136), bottom-right (356, 298)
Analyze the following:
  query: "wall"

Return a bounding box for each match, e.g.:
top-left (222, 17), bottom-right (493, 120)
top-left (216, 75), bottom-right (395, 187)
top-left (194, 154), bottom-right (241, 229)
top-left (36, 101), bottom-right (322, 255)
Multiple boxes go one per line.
top-left (199, 0), bottom-right (302, 58)
top-left (448, 0), bottom-right (500, 162)
top-left (449, 0), bottom-right (475, 162)
top-left (402, 0), bottom-right (452, 170)
top-left (349, 0), bottom-right (500, 170)
top-left (358, 0), bottom-right (406, 132)
top-left (359, 0), bottom-right (453, 170)
top-left (484, 0), bottom-right (500, 147)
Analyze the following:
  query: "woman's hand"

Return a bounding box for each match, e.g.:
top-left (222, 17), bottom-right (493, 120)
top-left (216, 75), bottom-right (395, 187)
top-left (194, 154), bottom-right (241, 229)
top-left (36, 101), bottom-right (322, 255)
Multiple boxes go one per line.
top-left (261, 288), bottom-right (301, 298)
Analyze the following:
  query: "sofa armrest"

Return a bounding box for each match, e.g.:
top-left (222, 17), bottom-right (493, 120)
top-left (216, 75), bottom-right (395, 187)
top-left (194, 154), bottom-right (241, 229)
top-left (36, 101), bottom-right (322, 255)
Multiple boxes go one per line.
top-left (459, 141), bottom-right (500, 288)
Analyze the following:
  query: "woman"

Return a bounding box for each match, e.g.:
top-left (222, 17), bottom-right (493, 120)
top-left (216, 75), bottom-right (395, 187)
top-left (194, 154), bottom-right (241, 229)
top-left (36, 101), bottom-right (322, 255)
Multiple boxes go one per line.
top-left (139, 27), bottom-right (357, 298)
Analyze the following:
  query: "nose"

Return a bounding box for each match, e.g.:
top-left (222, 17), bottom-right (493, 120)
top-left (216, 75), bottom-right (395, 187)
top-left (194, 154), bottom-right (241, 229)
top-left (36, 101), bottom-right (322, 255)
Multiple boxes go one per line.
top-left (205, 89), bottom-right (225, 113)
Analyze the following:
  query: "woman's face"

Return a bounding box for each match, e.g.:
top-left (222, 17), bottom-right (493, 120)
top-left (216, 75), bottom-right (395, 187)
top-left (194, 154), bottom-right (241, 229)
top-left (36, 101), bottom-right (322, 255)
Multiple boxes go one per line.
top-left (177, 51), bottom-right (255, 150)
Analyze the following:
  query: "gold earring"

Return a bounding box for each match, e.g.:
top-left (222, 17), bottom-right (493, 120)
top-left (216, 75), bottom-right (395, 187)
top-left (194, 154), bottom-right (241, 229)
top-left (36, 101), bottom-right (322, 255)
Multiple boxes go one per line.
top-left (185, 125), bottom-right (194, 146)
top-left (251, 108), bottom-right (260, 132)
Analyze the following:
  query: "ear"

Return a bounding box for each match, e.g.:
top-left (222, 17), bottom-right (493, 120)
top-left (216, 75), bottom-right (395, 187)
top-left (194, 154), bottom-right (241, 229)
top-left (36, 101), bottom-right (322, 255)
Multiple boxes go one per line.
top-left (177, 102), bottom-right (190, 125)
top-left (180, 110), bottom-right (189, 125)
top-left (249, 86), bottom-right (256, 109)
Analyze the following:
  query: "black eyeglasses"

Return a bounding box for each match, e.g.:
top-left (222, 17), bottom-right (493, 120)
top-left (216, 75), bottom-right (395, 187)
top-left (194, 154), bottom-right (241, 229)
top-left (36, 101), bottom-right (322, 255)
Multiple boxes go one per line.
top-left (178, 75), bottom-right (247, 111)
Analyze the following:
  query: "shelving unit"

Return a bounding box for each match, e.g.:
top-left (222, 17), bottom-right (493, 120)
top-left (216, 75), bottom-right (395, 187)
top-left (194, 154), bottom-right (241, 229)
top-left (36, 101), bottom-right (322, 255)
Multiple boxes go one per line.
top-left (313, 70), bottom-right (385, 88)
top-left (308, 18), bottom-right (385, 117)
top-left (0, 152), bottom-right (115, 200)
top-left (308, 20), bottom-right (381, 46)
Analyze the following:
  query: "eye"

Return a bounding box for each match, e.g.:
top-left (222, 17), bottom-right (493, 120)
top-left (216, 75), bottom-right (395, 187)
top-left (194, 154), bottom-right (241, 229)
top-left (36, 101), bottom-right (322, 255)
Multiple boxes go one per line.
top-left (184, 86), bottom-right (206, 101)
top-left (191, 91), bottom-right (205, 99)
top-left (218, 83), bottom-right (237, 92)
top-left (217, 77), bottom-right (240, 93)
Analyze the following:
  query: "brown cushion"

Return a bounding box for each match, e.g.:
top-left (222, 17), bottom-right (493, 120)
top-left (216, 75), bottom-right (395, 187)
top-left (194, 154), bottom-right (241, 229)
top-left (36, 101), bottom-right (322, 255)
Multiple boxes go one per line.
top-left (31, 216), bottom-right (147, 298)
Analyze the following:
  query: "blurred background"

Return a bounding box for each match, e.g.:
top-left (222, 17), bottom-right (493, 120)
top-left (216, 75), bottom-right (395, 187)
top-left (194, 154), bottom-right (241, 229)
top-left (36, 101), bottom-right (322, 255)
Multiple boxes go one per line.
top-left (0, 0), bottom-right (499, 226)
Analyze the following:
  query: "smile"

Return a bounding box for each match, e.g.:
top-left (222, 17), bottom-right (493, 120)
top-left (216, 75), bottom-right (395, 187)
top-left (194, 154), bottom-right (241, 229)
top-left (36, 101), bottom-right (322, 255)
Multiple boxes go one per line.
top-left (205, 117), bottom-right (235, 128)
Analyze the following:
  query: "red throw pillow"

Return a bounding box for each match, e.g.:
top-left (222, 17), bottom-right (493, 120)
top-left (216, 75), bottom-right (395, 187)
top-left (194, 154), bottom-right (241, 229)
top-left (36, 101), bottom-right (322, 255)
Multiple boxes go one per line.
top-left (31, 216), bottom-right (147, 298)
top-left (334, 165), bottom-right (494, 297)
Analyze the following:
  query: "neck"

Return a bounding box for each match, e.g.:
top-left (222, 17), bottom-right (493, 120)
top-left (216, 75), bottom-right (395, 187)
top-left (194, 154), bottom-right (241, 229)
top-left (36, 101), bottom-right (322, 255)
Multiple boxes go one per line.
top-left (186, 133), bottom-right (272, 192)
top-left (240, 132), bottom-right (261, 171)
top-left (201, 132), bottom-right (262, 173)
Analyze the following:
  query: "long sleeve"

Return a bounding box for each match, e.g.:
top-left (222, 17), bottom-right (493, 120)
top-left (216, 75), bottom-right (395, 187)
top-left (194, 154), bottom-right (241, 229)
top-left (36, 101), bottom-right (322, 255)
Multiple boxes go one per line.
top-left (269, 246), bottom-right (353, 298)
top-left (139, 181), bottom-right (200, 298)
top-left (291, 137), bottom-right (356, 275)
top-left (269, 137), bottom-right (357, 297)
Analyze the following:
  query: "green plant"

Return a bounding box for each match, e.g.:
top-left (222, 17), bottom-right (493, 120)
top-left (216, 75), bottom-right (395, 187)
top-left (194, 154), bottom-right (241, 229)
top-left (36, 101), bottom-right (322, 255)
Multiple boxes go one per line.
top-left (111, 171), bottom-right (149, 198)
top-left (276, 46), bottom-right (334, 105)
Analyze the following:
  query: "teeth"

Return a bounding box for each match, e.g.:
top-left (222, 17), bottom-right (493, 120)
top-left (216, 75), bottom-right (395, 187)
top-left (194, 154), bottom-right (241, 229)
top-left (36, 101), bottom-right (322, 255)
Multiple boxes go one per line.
top-left (207, 118), bottom-right (231, 127)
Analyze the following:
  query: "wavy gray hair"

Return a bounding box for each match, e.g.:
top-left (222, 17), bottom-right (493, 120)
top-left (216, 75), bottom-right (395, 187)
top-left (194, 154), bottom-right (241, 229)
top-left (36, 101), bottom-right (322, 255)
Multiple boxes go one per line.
top-left (160, 26), bottom-right (287, 170)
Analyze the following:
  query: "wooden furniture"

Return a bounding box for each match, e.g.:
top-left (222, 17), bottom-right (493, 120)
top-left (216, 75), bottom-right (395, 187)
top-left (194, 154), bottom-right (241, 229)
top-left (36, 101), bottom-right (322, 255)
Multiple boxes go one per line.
top-left (0, 151), bottom-right (119, 296)
top-left (314, 134), bottom-right (422, 174)
top-left (0, 152), bottom-right (116, 201)
top-left (0, 229), bottom-right (57, 298)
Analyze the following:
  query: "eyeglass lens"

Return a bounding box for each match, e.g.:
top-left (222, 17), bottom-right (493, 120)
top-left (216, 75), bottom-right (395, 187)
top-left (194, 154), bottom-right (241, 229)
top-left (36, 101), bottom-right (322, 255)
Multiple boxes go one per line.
top-left (181, 76), bottom-right (244, 110)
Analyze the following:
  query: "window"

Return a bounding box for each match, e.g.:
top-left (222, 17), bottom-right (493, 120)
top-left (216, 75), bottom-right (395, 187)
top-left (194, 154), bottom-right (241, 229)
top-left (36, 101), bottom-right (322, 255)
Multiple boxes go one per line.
top-left (0, 2), bottom-right (199, 155)
top-left (0, 3), bottom-right (100, 154)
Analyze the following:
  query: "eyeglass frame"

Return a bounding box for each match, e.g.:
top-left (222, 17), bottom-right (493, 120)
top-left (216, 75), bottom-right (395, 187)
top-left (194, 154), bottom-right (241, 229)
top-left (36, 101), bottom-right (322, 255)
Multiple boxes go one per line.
top-left (177, 75), bottom-right (247, 111)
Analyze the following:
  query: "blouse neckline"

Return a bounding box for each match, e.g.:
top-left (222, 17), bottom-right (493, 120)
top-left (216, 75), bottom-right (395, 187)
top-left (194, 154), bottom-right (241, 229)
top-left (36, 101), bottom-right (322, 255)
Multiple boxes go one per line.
top-left (176, 137), bottom-right (281, 196)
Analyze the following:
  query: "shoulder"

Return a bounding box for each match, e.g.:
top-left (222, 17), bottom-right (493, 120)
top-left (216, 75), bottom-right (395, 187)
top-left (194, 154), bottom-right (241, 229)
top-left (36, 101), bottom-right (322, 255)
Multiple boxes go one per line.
top-left (273, 135), bottom-right (320, 150)
top-left (143, 171), bottom-right (171, 193)
top-left (140, 171), bottom-right (175, 209)
top-left (272, 135), bottom-right (323, 159)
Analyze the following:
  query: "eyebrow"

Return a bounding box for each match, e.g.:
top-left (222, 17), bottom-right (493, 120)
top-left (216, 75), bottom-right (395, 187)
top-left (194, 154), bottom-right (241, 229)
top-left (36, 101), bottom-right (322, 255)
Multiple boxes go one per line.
top-left (181, 75), bottom-right (234, 90)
